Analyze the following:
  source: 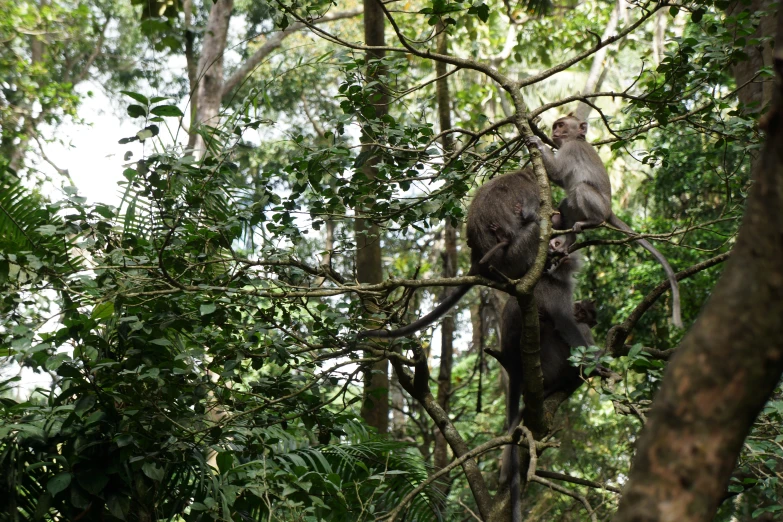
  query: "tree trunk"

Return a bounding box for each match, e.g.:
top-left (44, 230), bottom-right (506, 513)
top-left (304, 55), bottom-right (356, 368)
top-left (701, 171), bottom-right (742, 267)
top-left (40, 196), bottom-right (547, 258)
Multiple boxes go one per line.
top-left (729, 0), bottom-right (777, 114)
top-left (432, 23), bottom-right (457, 479)
top-left (652, 10), bottom-right (666, 66)
top-left (191, 0), bottom-right (234, 154)
top-left (7, 0), bottom-right (47, 173)
top-left (614, 10), bottom-right (783, 520)
top-left (357, 0), bottom-right (389, 434)
top-left (574, 0), bottom-right (624, 121)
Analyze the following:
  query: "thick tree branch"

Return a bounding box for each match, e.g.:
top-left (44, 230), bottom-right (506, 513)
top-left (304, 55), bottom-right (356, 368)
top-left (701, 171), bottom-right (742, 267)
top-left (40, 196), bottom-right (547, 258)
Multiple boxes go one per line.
top-left (614, 12), bottom-right (783, 518)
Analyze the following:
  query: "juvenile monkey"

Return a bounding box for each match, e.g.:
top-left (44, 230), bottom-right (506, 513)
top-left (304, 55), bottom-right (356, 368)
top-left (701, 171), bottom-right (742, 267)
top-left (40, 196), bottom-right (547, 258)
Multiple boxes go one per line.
top-left (527, 114), bottom-right (683, 328)
top-left (358, 169), bottom-right (541, 339)
top-left (574, 299), bottom-right (598, 328)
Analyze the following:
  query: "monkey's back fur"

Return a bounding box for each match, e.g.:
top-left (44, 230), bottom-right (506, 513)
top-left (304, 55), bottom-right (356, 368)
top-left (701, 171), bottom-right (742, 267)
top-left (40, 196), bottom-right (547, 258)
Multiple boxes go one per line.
top-left (466, 168), bottom-right (541, 280)
top-left (357, 168), bottom-right (542, 339)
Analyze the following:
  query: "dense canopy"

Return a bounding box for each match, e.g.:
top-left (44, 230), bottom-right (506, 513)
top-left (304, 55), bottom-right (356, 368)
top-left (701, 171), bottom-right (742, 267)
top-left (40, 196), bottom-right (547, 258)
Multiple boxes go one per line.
top-left (1, 0), bottom-right (783, 521)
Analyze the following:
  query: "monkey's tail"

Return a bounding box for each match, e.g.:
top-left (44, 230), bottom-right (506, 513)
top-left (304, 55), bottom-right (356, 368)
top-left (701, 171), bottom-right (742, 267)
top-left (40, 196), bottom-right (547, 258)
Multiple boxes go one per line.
top-left (479, 240), bottom-right (509, 265)
top-left (356, 284), bottom-right (473, 339)
top-left (608, 214), bottom-right (683, 328)
top-left (508, 383), bottom-right (522, 522)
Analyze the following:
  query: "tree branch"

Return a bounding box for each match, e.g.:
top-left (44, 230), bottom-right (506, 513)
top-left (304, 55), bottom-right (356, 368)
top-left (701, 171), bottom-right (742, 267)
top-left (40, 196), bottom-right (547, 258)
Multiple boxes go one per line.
top-left (222, 8), bottom-right (363, 97)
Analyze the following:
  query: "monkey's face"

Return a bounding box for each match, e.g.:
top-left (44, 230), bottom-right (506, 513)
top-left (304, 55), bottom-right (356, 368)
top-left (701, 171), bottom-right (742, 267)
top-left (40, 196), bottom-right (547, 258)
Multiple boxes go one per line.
top-left (549, 235), bottom-right (569, 254)
top-left (551, 116), bottom-right (588, 146)
top-left (551, 119), bottom-right (569, 147)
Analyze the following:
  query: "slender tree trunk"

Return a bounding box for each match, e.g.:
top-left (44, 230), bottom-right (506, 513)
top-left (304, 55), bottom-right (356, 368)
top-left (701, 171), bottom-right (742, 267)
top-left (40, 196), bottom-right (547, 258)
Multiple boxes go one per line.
top-left (390, 370), bottom-right (407, 437)
top-left (652, 10), bottom-right (666, 66)
top-left (432, 23), bottom-right (458, 478)
top-left (357, 0), bottom-right (389, 434)
top-left (614, 10), bottom-right (783, 520)
top-left (574, 0), bottom-right (624, 121)
top-left (184, 0), bottom-right (199, 150)
top-left (191, 0), bottom-right (233, 154)
top-left (7, 0), bottom-right (47, 173)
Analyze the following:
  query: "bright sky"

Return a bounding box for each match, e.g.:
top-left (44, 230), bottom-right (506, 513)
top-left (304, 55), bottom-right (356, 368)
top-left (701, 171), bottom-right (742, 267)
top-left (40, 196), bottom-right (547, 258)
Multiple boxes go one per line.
top-left (40, 88), bottom-right (154, 206)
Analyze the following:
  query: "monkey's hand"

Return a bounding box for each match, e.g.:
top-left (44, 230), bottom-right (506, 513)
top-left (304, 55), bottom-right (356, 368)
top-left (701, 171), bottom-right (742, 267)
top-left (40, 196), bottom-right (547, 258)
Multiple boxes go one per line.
top-left (525, 135), bottom-right (544, 150)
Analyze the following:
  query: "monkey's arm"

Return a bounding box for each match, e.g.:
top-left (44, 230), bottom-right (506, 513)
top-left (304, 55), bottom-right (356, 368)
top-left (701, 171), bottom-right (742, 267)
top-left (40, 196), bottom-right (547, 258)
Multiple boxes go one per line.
top-left (526, 137), bottom-right (564, 186)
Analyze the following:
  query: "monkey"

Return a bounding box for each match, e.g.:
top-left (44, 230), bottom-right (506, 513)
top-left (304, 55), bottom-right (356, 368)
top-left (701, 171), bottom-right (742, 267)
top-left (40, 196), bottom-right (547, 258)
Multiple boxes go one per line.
top-left (357, 169), bottom-right (541, 339)
top-left (497, 251), bottom-right (595, 509)
top-left (574, 299), bottom-right (598, 328)
top-left (501, 253), bottom-right (593, 403)
top-left (526, 113), bottom-right (683, 328)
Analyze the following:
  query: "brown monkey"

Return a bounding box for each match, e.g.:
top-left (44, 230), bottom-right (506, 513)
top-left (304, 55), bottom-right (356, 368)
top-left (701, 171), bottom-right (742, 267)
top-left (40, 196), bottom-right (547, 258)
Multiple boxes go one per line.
top-left (502, 253), bottom-right (593, 405)
top-left (527, 114), bottom-right (683, 328)
top-left (499, 252), bottom-right (597, 501)
top-left (358, 169), bottom-right (541, 339)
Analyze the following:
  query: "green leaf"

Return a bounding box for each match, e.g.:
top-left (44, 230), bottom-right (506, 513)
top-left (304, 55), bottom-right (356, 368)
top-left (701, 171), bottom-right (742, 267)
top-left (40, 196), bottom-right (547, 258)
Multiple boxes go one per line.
top-left (669, 6), bottom-right (679, 16)
top-left (78, 471), bottom-right (109, 495)
top-left (115, 433), bottom-right (134, 447)
top-left (142, 462), bottom-right (164, 482)
top-left (47, 472), bottom-right (71, 496)
top-left (476, 4), bottom-right (489, 22)
top-left (150, 105), bottom-right (184, 117)
top-left (216, 452), bottom-right (234, 474)
top-left (85, 410), bottom-right (105, 425)
top-left (74, 395), bottom-right (96, 417)
top-left (121, 91), bottom-right (149, 105)
top-left (36, 224), bottom-right (57, 236)
top-left (127, 104), bottom-right (147, 118)
top-left (136, 125), bottom-right (159, 141)
top-left (91, 301), bottom-right (114, 320)
top-left (108, 495), bottom-right (130, 520)
top-left (200, 303), bottom-right (217, 316)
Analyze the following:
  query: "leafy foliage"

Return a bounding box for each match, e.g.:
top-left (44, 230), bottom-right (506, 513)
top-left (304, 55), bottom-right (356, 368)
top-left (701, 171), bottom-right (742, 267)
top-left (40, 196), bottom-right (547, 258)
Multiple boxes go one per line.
top-left (2, 0), bottom-right (782, 520)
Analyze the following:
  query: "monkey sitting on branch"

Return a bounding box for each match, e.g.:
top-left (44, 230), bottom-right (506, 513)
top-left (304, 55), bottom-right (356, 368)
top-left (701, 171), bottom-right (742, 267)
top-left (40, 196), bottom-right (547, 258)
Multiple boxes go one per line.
top-left (497, 296), bottom-right (598, 490)
top-left (526, 113), bottom-right (683, 328)
top-left (494, 251), bottom-right (596, 522)
top-left (358, 168), bottom-right (543, 339)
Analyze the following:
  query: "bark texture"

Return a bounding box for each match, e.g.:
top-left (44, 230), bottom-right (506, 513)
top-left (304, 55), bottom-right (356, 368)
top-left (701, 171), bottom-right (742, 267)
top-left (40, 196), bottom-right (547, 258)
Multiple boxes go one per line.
top-left (357, 0), bottom-right (389, 434)
top-left (192, 0), bottom-right (234, 154)
top-left (432, 24), bottom-right (457, 478)
top-left (729, 0), bottom-right (777, 114)
top-left (614, 10), bottom-right (783, 520)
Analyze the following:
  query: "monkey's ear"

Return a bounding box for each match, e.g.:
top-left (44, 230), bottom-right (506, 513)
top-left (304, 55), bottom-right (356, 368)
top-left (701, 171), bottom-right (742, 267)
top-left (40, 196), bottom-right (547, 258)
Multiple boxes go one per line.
top-left (579, 121), bottom-right (588, 137)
